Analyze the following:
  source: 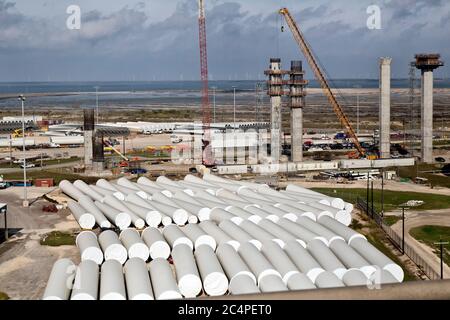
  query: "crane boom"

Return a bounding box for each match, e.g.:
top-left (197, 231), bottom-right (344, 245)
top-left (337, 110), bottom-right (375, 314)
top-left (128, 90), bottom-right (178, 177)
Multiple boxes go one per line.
top-left (198, 0), bottom-right (213, 165)
top-left (279, 8), bottom-right (365, 157)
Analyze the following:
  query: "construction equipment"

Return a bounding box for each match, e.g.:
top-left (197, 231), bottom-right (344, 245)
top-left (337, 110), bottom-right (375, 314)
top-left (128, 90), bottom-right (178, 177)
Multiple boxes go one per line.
top-left (279, 8), bottom-right (366, 158)
top-left (12, 128), bottom-right (33, 138)
top-left (103, 140), bottom-right (129, 162)
top-left (197, 0), bottom-right (213, 165)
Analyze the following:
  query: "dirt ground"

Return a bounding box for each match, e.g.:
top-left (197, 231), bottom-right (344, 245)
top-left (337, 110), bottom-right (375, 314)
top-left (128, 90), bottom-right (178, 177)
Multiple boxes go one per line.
top-left (0, 188), bottom-right (80, 300)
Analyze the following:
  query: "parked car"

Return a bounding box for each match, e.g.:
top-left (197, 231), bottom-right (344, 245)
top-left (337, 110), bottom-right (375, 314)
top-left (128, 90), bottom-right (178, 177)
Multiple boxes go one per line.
top-left (20, 163), bottom-right (36, 169)
top-left (129, 168), bottom-right (147, 174)
top-left (189, 167), bottom-right (198, 174)
top-left (435, 157), bottom-right (446, 163)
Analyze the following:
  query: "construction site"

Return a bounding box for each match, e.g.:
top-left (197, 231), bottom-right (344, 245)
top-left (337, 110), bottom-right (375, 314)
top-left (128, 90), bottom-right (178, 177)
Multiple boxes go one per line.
top-left (0, 2), bottom-right (450, 301)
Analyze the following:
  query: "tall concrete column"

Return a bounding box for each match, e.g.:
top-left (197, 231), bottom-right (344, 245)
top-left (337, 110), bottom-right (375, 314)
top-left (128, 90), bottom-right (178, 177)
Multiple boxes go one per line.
top-left (83, 109), bottom-right (94, 168)
top-left (289, 61), bottom-right (307, 162)
top-left (414, 54), bottom-right (444, 164)
top-left (421, 70), bottom-right (434, 163)
top-left (265, 58), bottom-right (283, 163)
top-left (379, 58), bottom-right (391, 159)
top-left (290, 109), bottom-right (303, 162)
top-left (271, 96), bottom-right (282, 163)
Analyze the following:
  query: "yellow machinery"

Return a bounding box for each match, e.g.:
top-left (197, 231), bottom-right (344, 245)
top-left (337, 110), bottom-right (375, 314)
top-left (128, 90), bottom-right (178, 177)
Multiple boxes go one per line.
top-left (279, 8), bottom-right (366, 158)
top-left (12, 128), bottom-right (33, 138)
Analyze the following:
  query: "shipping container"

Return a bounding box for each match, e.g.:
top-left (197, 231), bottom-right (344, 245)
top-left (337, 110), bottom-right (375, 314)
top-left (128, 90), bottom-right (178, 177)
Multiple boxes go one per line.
top-left (34, 178), bottom-right (54, 187)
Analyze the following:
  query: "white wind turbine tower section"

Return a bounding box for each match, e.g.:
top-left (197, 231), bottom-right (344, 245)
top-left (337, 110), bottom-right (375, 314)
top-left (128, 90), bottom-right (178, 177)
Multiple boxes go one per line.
top-left (50, 175), bottom-right (404, 299)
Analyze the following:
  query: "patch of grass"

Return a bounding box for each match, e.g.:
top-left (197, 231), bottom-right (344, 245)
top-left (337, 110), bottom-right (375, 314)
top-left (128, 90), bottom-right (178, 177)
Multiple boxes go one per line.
top-left (40, 231), bottom-right (76, 247)
top-left (410, 225), bottom-right (450, 267)
top-left (0, 292), bottom-right (9, 300)
top-left (2, 170), bottom-right (98, 184)
top-left (383, 215), bottom-right (401, 226)
top-left (398, 164), bottom-right (450, 188)
top-left (40, 157), bottom-right (81, 166)
top-left (311, 188), bottom-right (450, 212)
top-left (349, 219), bottom-right (364, 230)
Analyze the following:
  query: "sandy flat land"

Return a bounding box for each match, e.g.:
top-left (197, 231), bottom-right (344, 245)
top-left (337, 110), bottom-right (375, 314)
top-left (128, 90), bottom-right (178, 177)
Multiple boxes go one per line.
top-left (0, 188), bottom-right (80, 300)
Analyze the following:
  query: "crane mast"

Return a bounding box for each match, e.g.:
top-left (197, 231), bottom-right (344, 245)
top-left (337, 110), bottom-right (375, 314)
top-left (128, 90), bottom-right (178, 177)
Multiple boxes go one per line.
top-left (279, 8), bottom-right (366, 157)
top-left (198, 0), bottom-right (213, 165)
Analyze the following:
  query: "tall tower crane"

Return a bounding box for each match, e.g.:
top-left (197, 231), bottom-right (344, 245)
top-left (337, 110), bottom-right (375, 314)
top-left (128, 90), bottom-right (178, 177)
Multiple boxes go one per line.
top-left (279, 8), bottom-right (366, 158)
top-left (198, 0), bottom-right (213, 165)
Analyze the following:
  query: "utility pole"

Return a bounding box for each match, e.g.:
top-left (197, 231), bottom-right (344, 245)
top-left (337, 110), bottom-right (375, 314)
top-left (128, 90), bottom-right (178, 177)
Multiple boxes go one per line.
top-left (19, 95), bottom-right (28, 208)
top-left (356, 88), bottom-right (360, 135)
top-left (9, 134), bottom-right (12, 167)
top-left (366, 171), bottom-right (370, 214)
top-left (94, 86), bottom-right (100, 125)
top-left (212, 86), bottom-right (217, 125)
top-left (402, 207), bottom-right (405, 254)
top-left (381, 169), bottom-right (385, 217)
top-left (434, 238), bottom-right (449, 279)
top-left (233, 86), bottom-right (237, 133)
top-left (371, 180), bottom-right (374, 218)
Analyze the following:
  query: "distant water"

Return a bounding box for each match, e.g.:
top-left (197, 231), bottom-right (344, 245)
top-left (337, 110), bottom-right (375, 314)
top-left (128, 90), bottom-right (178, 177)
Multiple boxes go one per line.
top-left (0, 79), bottom-right (449, 109)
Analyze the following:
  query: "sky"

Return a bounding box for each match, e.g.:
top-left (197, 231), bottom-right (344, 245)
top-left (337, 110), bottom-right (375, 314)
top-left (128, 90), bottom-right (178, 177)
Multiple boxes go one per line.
top-left (0, 0), bottom-right (449, 81)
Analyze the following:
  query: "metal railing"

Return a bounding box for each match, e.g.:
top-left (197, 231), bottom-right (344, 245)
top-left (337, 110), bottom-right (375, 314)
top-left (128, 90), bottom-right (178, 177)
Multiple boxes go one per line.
top-left (356, 197), bottom-right (441, 280)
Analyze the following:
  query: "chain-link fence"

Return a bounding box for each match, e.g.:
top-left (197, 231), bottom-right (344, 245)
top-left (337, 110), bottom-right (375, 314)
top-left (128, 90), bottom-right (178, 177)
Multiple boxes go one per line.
top-left (356, 197), bottom-right (440, 280)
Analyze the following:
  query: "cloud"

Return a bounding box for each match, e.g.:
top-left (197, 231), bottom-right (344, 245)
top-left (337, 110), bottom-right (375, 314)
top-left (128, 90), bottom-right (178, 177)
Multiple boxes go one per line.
top-left (0, 0), bottom-right (448, 81)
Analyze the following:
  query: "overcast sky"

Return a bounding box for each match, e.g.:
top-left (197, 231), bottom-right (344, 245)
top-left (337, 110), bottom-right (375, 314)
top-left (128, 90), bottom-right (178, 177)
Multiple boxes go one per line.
top-left (0, 0), bottom-right (449, 81)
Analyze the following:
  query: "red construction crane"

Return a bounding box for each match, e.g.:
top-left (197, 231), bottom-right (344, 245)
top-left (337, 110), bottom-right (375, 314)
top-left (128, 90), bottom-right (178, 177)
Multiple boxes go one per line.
top-left (198, 0), bottom-right (213, 165)
top-left (279, 8), bottom-right (366, 158)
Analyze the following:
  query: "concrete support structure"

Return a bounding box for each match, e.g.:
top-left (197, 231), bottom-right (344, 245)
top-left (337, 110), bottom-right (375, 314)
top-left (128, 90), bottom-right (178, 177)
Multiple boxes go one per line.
top-left (414, 54), bottom-right (444, 163)
top-left (83, 109), bottom-right (94, 168)
top-left (289, 61), bottom-right (307, 162)
top-left (266, 59), bottom-right (283, 162)
top-left (421, 71), bottom-right (434, 163)
top-left (379, 58), bottom-right (392, 159)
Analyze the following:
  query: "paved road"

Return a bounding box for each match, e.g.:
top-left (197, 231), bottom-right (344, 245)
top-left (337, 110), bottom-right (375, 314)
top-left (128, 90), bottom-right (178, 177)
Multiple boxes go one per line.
top-left (0, 162), bottom-right (79, 174)
top-left (391, 210), bottom-right (450, 279)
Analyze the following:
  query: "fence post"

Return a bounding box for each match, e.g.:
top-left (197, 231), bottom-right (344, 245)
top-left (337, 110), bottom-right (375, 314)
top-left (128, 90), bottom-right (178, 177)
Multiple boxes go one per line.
top-left (402, 207), bottom-right (405, 254)
top-left (366, 172), bottom-right (369, 214)
top-left (381, 169), bottom-right (384, 217)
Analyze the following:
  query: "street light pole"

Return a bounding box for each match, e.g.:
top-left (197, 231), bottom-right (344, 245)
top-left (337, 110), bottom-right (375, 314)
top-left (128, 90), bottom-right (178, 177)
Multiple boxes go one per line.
top-left (94, 86), bottom-right (100, 125)
top-left (381, 169), bottom-right (385, 217)
top-left (212, 86), bottom-right (217, 125)
top-left (233, 86), bottom-right (236, 133)
top-left (357, 91), bottom-right (360, 135)
top-left (402, 207), bottom-right (405, 254)
top-left (19, 95), bottom-right (28, 207)
top-left (371, 180), bottom-right (374, 218)
top-left (366, 171), bottom-right (370, 214)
